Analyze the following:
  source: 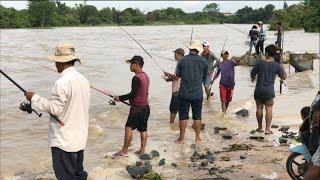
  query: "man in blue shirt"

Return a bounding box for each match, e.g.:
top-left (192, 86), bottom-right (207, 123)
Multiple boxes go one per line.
top-left (175, 40), bottom-right (208, 144)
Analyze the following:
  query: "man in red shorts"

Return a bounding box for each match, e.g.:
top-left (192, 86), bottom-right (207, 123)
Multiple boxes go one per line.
top-left (212, 50), bottom-right (240, 115)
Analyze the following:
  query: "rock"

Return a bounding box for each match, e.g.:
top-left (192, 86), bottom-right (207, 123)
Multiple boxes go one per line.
top-left (192, 151), bottom-right (201, 158)
top-left (220, 156), bottom-right (231, 161)
top-left (214, 127), bottom-right (227, 131)
top-left (279, 126), bottom-right (290, 132)
top-left (150, 150), bottom-right (160, 157)
top-left (126, 165), bottom-right (145, 179)
top-left (214, 128), bottom-right (220, 134)
top-left (200, 161), bottom-right (209, 167)
top-left (240, 155), bottom-right (246, 159)
top-left (271, 124), bottom-right (279, 128)
top-left (140, 153), bottom-right (153, 160)
top-left (171, 163), bottom-right (177, 167)
top-left (279, 137), bottom-right (288, 144)
top-left (142, 172), bottom-right (163, 179)
top-left (249, 136), bottom-right (265, 140)
top-left (235, 109), bottom-right (249, 117)
top-left (206, 155), bottom-right (216, 163)
top-left (206, 150), bottom-right (214, 155)
top-left (144, 161), bottom-right (152, 173)
top-left (158, 158), bottom-right (165, 166)
top-left (136, 161), bottom-right (143, 166)
top-left (250, 130), bottom-right (256, 134)
top-left (225, 143), bottom-right (253, 151)
top-left (222, 132), bottom-right (234, 140)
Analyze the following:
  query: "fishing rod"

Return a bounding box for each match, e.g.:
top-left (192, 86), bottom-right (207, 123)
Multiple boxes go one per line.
top-left (35, 62), bottom-right (131, 106)
top-left (280, 31), bottom-right (286, 94)
top-left (223, 24), bottom-right (248, 36)
top-left (105, 19), bottom-right (166, 73)
top-left (0, 69), bottom-right (65, 126)
top-left (190, 24), bottom-right (194, 45)
top-left (208, 35), bottom-right (229, 95)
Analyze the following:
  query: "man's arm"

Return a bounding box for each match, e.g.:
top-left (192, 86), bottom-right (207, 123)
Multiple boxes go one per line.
top-left (250, 62), bottom-right (259, 82)
top-left (27, 81), bottom-right (69, 116)
top-left (164, 71), bottom-right (179, 81)
top-left (117, 76), bottom-right (140, 102)
top-left (211, 53), bottom-right (220, 70)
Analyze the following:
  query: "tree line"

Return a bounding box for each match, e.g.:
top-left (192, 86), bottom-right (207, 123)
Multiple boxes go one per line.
top-left (0, 0), bottom-right (319, 32)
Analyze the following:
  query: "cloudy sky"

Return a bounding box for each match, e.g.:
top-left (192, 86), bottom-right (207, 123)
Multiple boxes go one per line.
top-left (1, 1), bottom-right (301, 13)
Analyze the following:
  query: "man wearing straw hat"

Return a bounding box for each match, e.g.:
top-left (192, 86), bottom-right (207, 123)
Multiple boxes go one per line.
top-left (25, 43), bottom-right (91, 180)
top-left (174, 40), bottom-right (208, 144)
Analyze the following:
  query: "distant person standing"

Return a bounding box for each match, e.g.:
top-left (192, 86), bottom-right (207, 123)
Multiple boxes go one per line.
top-left (251, 45), bottom-right (287, 134)
top-left (248, 25), bottom-right (259, 54)
top-left (256, 21), bottom-right (266, 55)
top-left (201, 41), bottom-right (219, 99)
top-left (211, 50), bottom-right (240, 115)
top-left (175, 40), bottom-right (208, 144)
top-left (275, 22), bottom-right (284, 51)
top-left (164, 48), bottom-right (185, 123)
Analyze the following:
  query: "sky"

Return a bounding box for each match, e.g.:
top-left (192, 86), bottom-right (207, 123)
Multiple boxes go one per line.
top-left (0, 1), bottom-right (302, 13)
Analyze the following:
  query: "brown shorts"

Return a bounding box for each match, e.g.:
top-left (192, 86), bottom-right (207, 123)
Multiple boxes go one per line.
top-left (255, 98), bottom-right (274, 106)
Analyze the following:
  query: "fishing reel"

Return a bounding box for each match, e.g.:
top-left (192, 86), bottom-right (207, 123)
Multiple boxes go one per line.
top-left (162, 75), bottom-right (172, 82)
top-left (280, 79), bottom-right (286, 86)
top-left (19, 102), bottom-right (42, 117)
top-left (108, 99), bottom-right (116, 106)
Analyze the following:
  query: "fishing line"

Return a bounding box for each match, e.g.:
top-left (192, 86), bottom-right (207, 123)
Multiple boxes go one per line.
top-left (18, 59), bottom-right (131, 106)
top-left (223, 24), bottom-right (248, 36)
top-left (106, 19), bottom-right (166, 72)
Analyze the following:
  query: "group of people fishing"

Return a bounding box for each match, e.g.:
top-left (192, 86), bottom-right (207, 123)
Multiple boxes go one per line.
top-left (10, 21), bottom-right (317, 180)
top-left (248, 21), bottom-right (284, 58)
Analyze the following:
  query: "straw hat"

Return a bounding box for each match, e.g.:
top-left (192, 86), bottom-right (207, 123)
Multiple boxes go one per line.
top-left (186, 40), bottom-right (202, 52)
top-left (47, 43), bottom-right (81, 63)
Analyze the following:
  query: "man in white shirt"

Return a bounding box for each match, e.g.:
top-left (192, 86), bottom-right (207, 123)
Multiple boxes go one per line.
top-left (25, 43), bottom-right (90, 180)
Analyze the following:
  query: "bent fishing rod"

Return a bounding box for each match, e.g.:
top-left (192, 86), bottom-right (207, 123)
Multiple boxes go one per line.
top-left (106, 19), bottom-right (166, 73)
top-left (35, 63), bottom-right (131, 106)
top-left (0, 69), bottom-right (65, 126)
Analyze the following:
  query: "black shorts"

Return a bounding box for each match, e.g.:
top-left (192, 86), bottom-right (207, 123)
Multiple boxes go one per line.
top-left (126, 105), bottom-right (150, 132)
top-left (178, 97), bottom-right (203, 120)
top-left (51, 147), bottom-right (87, 180)
top-left (169, 92), bottom-right (179, 114)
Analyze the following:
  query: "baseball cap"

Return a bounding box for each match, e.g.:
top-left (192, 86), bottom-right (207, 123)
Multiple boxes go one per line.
top-left (173, 48), bottom-right (185, 56)
top-left (202, 41), bottom-right (210, 47)
top-left (125, 55), bottom-right (144, 66)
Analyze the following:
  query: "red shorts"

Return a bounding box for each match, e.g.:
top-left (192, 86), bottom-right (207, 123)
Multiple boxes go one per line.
top-left (219, 84), bottom-right (234, 102)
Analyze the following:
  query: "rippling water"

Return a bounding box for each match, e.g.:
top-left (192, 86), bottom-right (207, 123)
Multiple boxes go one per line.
top-left (0, 24), bottom-right (319, 179)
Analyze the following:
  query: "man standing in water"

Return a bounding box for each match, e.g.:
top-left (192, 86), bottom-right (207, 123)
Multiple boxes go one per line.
top-left (201, 41), bottom-right (219, 100)
top-left (175, 40), bottom-right (208, 144)
top-left (164, 48), bottom-right (185, 123)
top-left (256, 21), bottom-right (266, 55)
top-left (251, 45), bottom-right (287, 134)
top-left (275, 22), bottom-right (284, 51)
top-left (211, 50), bottom-right (240, 115)
top-left (25, 43), bottom-right (91, 180)
top-left (113, 55), bottom-right (150, 157)
top-left (248, 25), bottom-right (259, 54)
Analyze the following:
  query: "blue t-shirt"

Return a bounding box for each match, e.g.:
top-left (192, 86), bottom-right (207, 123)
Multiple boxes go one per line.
top-left (251, 60), bottom-right (285, 100)
top-left (176, 53), bottom-right (208, 100)
top-left (217, 60), bottom-right (238, 88)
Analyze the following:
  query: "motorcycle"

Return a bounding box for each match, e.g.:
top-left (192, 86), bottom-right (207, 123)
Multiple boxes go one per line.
top-left (286, 142), bottom-right (312, 180)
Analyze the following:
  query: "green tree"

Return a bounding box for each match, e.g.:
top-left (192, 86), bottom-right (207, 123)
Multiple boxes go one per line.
top-left (99, 7), bottom-right (113, 23)
top-left (283, 1), bottom-right (289, 9)
top-left (28, 0), bottom-right (57, 27)
top-left (77, 4), bottom-right (99, 24)
top-left (203, 3), bottom-right (220, 17)
top-left (0, 5), bottom-right (30, 28)
top-left (55, 0), bottom-right (70, 15)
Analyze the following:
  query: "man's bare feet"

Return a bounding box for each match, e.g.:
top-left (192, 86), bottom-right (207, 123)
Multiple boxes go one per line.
top-left (111, 150), bottom-right (128, 159)
top-left (174, 138), bottom-right (185, 144)
top-left (256, 128), bottom-right (264, 132)
top-left (265, 130), bottom-right (274, 135)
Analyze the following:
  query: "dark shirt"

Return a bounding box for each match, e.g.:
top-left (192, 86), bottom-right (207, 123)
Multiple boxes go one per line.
top-left (119, 76), bottom-right (140, 101)
top-left (277, 26), bottom-right (283, 37)
top-left (249, 29), bottom-right (259, 41)
top-left (176, 53), bottom-right (208, 100)
top-left (201, 51), bottom-right (219, 73)
top-left (217, 60), bottom-right (238, 88)
top-left (251, 59), bottom-right (285, 100)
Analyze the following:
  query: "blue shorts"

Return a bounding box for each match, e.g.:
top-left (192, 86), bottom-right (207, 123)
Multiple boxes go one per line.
top-left (204, 73), bottom-right (213, 87)
top-left (178, 97), bottom-right (203, 120)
